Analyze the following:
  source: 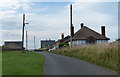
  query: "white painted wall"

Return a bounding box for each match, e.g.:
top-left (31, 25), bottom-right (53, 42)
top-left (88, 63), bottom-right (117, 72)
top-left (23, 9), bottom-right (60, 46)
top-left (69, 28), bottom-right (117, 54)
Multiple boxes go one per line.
top-left (72, 40), bottom-right (86, 46)
top-left (96, 40), bottom-right (108, 44)
top-left (70, 40), bottom-right (108, 46)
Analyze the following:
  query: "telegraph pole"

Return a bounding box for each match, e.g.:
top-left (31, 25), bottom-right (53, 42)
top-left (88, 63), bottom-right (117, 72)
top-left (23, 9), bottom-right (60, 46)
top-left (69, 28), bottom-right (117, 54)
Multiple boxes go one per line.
top-left (70, 4), bottom-right (73, 47)
top-left (22, 14), bottom-right (28, 50)
top-left (22, 14), bottom-right (25, 50)
top-left (34, 36), bottom-right (36, 50)
top-left (26, 31), bottom-right (28, 50)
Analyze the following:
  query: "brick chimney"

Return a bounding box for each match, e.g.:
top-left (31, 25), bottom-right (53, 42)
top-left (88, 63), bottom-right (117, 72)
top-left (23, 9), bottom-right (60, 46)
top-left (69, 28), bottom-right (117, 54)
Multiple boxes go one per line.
top-left (101, 26), bottom-right (105, 36)
top-left (61, 33), bottom-right (64, 39)
top-left (71, 24), bottom-right (74, 37)
top-left (81, 23), bottom-right (84, 28)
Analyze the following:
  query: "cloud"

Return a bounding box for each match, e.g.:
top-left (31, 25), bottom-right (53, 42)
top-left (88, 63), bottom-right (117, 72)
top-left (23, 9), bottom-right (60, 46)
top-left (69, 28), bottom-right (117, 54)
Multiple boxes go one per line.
top-left (0, 0), bottom-right (19, 9)
top-left (1, 10), bottom-right (16, 14)
top-left (25, 2), bottom-right (117, 40)
top-left (73, 0), bottom-right (119, 2)
top-left (19, 3), bottom-right (31, 11)
top-left (20, 0), bottom-right (119, 2)
top-left (0, 10), bottom-right (17, 20)
top-left (72, 2), bottom-right (118, 42)
top-left (1, 2), bottom-right (118, 48)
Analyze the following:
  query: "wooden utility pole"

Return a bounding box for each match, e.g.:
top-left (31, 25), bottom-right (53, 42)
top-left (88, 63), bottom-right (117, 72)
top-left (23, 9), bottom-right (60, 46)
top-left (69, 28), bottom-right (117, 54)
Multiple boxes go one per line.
top-left (22, 14), bottom-right (28, 50)
top-left (22, 14), bottom-right (25, 49)
top-left (26, 31), bottom-right (28, 50)
top-left (70, 4), bottom-right (73, 47)
top-left (34, 36), bottom-right (36, 50)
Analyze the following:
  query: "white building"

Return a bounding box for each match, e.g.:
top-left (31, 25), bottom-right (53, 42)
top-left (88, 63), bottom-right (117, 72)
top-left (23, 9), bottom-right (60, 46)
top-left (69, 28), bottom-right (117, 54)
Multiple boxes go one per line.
top-left (70, 24), bottom-right (110, 46)
top-left (55, 23), bottom-right (110, 47)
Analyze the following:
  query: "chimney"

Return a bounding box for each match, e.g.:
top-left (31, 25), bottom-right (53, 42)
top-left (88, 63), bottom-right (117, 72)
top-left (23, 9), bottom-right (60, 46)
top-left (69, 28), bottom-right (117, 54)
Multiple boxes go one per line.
top-left (81, 23), bottom-right (84, 28)
top-left (61, 33), bottom-right (64, 39)
top-left (71, 24), bottom-right (74, 37)
top-left (101, 26), bottom-right (105, 36)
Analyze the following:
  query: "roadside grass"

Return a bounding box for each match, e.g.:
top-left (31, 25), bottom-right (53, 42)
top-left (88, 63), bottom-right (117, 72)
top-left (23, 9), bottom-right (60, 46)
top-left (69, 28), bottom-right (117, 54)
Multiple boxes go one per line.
top-left (0, 51), bottom-right (2, 76)
top-left (51, 42), bottom-right (119, 73)
top-left (2, 51), bottom-right (44, 75)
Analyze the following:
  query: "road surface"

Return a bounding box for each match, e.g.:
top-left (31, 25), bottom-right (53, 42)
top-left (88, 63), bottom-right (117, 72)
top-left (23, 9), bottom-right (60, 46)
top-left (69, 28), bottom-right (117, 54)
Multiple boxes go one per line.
top-left (38, 52), bottom-right (117, 75)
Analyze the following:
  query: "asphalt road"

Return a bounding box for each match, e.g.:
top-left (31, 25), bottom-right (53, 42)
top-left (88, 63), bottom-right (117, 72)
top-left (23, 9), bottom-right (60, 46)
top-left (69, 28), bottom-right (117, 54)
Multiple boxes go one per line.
top-left (38, 52), bottom-right (117, 75)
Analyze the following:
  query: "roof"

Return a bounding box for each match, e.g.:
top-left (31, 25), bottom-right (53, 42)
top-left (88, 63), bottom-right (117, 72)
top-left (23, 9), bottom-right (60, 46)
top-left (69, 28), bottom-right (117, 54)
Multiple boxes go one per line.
top-left (60, 35), bottom-right (70, 43)
top-left (41, 40), bottom-right (55, 42)
top-left (53, 35), bottom-right (70, 45)
top-left (73, 26), bottom-right (110, 40)
top-left (5, 41), bottom-right (22, 43)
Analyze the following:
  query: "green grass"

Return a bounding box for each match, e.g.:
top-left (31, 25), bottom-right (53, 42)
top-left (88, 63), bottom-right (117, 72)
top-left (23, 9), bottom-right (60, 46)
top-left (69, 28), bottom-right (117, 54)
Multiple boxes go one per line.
top-left (0, 51), bottom-right (2, 76)
top-left (51, 42), bottom-right (119, 73)
top-left (2, 51), bottom-right (44, 75)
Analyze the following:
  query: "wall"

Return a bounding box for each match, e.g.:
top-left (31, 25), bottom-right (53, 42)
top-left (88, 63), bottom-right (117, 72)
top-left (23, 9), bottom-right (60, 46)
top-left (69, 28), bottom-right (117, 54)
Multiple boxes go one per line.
top-left (96, 40), bottom-right (108, 44)
top-left (72, 40), bottom-right (86, 46)
top-left (71, 40), bottom-right (108, 46)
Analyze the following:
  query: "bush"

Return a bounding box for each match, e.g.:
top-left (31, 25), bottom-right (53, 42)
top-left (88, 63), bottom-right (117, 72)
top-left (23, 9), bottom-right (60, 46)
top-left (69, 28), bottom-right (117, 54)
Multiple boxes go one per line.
top-left (59, 43), bottom-right (69, 48)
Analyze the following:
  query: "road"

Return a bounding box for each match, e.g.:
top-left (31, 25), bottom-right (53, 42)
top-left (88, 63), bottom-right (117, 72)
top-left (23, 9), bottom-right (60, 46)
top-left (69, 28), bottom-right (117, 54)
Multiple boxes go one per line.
top-left (38, 52), bottom-right (117, 75)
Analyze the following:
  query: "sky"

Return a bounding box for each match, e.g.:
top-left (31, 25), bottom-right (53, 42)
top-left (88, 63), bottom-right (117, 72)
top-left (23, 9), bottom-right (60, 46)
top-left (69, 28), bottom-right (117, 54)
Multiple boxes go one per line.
top-left (0, 0), bottom-right (119, 49)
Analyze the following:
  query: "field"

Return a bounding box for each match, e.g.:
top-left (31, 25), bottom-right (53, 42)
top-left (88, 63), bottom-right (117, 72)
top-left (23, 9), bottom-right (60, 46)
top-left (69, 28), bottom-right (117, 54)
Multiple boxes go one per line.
top-left (0, 51), bottom-right (2, 76)
top-left (51, 42), bottom-right (119, 73)
top-left (2, 51), bottom-right (44, 75)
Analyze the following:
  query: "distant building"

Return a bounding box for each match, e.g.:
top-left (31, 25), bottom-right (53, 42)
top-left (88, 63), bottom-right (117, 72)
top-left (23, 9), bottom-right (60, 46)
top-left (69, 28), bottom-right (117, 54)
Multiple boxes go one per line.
top-left (4, 41), bottom-right (23, 49)
top-left (54, 23), bottom-right (110, 46)
top-left (41, 39), bottom-right (55, 49)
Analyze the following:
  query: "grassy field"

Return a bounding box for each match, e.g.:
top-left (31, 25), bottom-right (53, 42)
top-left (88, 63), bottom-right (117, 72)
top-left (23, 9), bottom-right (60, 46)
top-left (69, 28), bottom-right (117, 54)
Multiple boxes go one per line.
top-left (2, 51), bottom-right (44, 75)
top-left (51, 42), bottom-right (119, 73)
top-left (0, 51), bottom-right (2, 76)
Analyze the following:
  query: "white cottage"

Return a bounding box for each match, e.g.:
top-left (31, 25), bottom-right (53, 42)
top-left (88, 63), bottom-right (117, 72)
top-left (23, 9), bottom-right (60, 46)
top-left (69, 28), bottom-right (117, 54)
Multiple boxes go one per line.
top-left (54, 23), bottom-right (110, 47)
top-left (71, 23), bottom-right (110, 46)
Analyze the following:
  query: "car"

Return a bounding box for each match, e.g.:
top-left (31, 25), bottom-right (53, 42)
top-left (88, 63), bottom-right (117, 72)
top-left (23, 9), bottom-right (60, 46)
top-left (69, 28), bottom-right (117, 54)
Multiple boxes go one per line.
top-left (48, 46), bottom-right (59, 51)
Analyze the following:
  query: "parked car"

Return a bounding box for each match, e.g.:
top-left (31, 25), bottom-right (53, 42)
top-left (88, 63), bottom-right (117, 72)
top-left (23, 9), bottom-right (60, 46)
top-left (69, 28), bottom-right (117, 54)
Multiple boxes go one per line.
top-left (48, 46), bottom-right (59, 51)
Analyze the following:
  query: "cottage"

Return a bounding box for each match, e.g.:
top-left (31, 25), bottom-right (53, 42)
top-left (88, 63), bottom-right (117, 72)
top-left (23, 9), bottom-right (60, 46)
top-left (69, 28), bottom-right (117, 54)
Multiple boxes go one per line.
top-left (71, 23), bottom-right (110, 46)
top-left (54, 23), bottom-right (110, 47)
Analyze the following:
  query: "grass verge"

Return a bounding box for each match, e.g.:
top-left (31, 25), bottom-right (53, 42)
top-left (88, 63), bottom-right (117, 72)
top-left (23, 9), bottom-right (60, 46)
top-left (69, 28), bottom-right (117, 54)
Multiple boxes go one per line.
top-left (0, 51), bottom-right (2, 76)
top-left (2, 51), bottom-right (44, 75)
top-left (51, 42), bottom-right (119, 73)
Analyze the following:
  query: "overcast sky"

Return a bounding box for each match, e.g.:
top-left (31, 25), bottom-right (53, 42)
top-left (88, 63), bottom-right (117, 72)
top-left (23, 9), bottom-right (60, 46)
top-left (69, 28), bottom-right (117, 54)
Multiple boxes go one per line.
top-left (0, 0), bottom-right (119, 49)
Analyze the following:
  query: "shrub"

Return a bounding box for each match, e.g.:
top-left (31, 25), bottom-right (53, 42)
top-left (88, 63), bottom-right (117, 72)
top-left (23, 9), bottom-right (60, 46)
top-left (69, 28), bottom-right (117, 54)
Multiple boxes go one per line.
top-left (59, 43), bottom-right (69, 48)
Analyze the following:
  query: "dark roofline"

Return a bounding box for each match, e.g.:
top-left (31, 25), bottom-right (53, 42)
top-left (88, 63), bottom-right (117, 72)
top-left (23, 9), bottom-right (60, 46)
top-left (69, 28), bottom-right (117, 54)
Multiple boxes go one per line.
top-left (4, 41), bottom-right (22, 43)
top-left (41, 40), bottom-right (55, 42)
top-left (72, 38), bottom-right (110, 41)
top-left (73, 26), bottom-right (110, 40)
